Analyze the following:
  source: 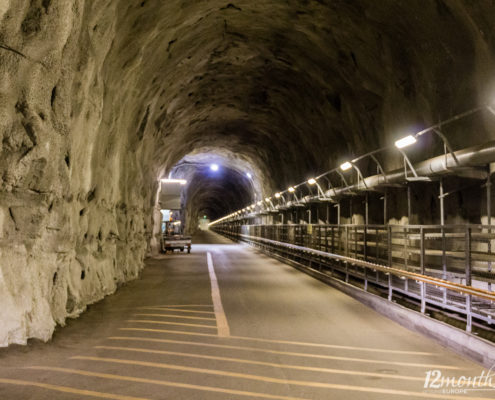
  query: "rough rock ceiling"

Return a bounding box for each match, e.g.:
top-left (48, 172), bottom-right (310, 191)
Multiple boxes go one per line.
top-left (0, 0), bottom-right (494, 345)
top-left (111, 0), bottom-right (494, 222)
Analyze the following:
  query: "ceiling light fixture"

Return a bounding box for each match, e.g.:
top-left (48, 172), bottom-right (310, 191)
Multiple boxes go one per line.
top-left (340, 162), bottom-right (352, 171)
top-left (395, 135), bottom-right (417, 149)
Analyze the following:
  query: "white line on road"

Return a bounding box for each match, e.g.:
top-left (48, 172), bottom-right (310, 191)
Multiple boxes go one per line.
top-left (207, 252), bottom-right (230, 337)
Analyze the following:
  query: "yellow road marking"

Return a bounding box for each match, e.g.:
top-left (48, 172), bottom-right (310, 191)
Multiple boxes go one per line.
top-left (66, 358), bottom-right (485, 399)
top-left (119, 328), bottom-right (456, 369)
top-left (236, 332), bottom-right (435, 356)
top-left (126, 320), bottom-right (217, 329)
top-left (207, 252), bottom-right (230, 337)
top-left (137, 307), bottom-right (215, 314)
top-left (96, 345), bottom-right (425, 382)
top-left (123, 321), bottom-right (434, 355)
top-left (142, 305), bottom-right (213, 308)
top-left (25, 367), bottom-right (306, 400)
top-left (0, 378), bottom-right (148, 400)
top-left (133, 314), bottom-right (216, 321)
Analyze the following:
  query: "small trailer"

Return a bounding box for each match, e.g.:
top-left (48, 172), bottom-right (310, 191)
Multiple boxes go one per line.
top-left (161, 220), bottom-right (191, 253)
top-left (161, 233), bottom-right (192, 253)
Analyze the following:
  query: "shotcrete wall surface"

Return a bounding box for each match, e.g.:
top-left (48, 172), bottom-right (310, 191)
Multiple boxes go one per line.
top-left (0, 0), bottom-right (494, 345)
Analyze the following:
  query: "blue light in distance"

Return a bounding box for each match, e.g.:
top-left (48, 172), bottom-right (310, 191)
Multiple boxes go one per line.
top-left (210, 164), bottom-right (219, 171)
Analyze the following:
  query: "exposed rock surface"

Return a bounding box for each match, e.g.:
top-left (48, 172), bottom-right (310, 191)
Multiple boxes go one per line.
top-left (0, 0), bottom-right (494, 345)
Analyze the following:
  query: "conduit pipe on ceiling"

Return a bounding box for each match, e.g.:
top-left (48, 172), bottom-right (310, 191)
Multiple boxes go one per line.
top-left (323, 140), bottom-right (495, 198)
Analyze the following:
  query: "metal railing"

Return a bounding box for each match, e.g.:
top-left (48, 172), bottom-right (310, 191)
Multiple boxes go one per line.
top-left (213, 223), bottom-right (495, 332)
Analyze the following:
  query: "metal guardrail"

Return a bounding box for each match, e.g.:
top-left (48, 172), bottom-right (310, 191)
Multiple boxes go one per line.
top-left (213, 223), bottom-right (495, 333)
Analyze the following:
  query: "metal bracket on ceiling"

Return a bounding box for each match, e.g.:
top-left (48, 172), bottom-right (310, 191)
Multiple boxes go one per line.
top-left (370, 153), bottom-right (388, 183)
top-left (350, 162), bottom-right (369, 190)
top-left (398, 148), bottom-right (432, 182)
top-left (432, 128), bottom-right (460, 169)
top-left (323, 175), bottom-right (338, 198)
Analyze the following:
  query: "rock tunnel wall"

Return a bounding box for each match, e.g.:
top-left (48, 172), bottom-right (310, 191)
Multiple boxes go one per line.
top-left (0, 0), bottom-right (494, 345)
top-left (0, 1), bottom-right (153, 346)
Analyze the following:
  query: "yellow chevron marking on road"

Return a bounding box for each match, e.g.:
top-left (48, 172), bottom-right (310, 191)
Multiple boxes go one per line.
top-left (136, 307), bottom-right (215, 314)
top-left (0, 378), bottom-right (148, 400)
top-left (118, 328), bottom-right (458, 369)
top-left (126, 320), bottom-right (217, 329)
top-left (25, 367), bottom-right (307, 400)
top-left (96, 345), bottom-right (426, 382)
top-left (133, 313), bottom-right (216, 321)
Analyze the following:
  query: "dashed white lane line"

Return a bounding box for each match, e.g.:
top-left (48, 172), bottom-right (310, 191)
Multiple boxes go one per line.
top-left (207, 251), bottom-right (230, 337)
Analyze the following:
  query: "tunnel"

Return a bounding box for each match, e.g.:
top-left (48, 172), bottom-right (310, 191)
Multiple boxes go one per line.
top-left (1, 1), bottom-right (495, 398)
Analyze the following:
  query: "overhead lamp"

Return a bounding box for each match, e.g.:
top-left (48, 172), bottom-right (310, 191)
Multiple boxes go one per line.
top-left (340, 161), bottom-right (352, 171)
top-left (246, 172), bottom-right (252, 179)
top-left (265, 197), bottom-right (270, 202)
top-left (288, 187), bottom-right (295, 193)
top-left (161, 178), bottom-right (187, 185)
top-left (210, 164), bottom-right (219, 171)
top-left (307, 178), bottom-right (316, 185)
top-left (395, 135), bottom-right (417, 149)
top-left (275, 193), bottom-right (281, 198)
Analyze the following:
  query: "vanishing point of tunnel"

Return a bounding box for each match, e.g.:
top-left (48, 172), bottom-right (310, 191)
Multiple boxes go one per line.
top-left (1, 1), bottom-right (495, 399)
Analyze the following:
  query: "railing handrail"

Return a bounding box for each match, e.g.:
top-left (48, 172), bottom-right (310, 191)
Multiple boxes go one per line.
top-left (236, 223), bottom-right (495, 230)
top-left (232, 232), bottom-right (495, 302)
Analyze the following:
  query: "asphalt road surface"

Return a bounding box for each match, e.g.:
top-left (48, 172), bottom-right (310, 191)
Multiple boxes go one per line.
top-left (0, 230), bottom-right (492, 399)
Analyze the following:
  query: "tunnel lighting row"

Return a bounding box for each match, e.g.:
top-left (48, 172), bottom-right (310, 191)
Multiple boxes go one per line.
top-left (163, 137), bottom-right (415, 223)
top-left (209, 104), bottom-right (495, 227)
top-left (208, 133), bottom-right (421, 226)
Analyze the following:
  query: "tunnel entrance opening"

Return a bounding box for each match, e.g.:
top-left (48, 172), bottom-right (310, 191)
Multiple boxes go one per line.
top-left (152, 150), bottom-right (265, 246)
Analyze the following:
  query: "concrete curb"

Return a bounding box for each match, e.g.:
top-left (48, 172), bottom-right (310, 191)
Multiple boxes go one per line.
top-left (256, 246), bottom-right (495, 369)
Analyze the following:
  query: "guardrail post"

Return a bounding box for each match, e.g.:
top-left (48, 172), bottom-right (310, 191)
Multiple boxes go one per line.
top-left (404, 226), bottom-right (408, 269)
top-left (317, 226), bottom-right (326, 272)
top-left (420, 226), bottom-right (426, 314)
top-left (387, 225), bottom-right (393, 301)
top-left (487, 171), bottom-right (492, 298)
top-left (441, 226), bottom-right (447, 305)
top-left (345, 226), bottom-right (349, 257)
top-left (387, 225), bottom-right (392, 267)
top-left (345, 226), bottom-right (349, 282)
top-left (331, 226), bottom-right (335, 254)
top-left (404, 227), bottom-right (409, 293)
top-left (354, 225), bottom-right (358, 258)
top-left (388, 273), bottom-right (393, 301)
top-left (325, 226), bottom-right (329, 253)
top-left (364, 224), bottom-right (368, 261)
top-left (465, 226), bottom-right (472, 332)
top-left (375, 227), bottom-right (379, 265)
